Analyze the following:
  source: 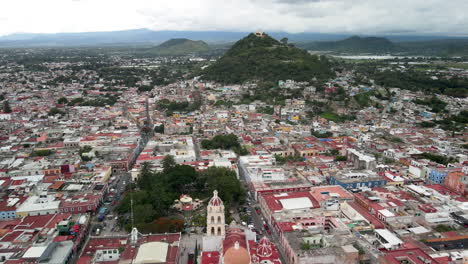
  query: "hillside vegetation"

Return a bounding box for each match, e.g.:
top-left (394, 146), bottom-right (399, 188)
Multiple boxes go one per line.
top-left (148, 38), bottom-right (210, 56)
top-left (302, 36), bottom-right (396, 54)
top-left (201, 33), bottom-right (334, 84)
top-left (299, 36), bottom-right (468, 56)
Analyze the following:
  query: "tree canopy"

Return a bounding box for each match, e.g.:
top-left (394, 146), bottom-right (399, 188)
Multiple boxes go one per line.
top-left (117, 163), bottom-right (245, 232)
top-left (2, 100), bottom-right (12, 113)
top-left (201, 134), bottom-right (249, 155)
top-left (201, 33), bottom-right (334, 84)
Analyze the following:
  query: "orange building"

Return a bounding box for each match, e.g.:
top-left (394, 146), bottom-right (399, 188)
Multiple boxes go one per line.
top-left (444, 169), bottom-right (467, 196)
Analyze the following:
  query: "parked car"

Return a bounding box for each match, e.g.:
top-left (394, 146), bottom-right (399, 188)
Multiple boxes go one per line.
top-left (97, 214), bottom-right (105, 222)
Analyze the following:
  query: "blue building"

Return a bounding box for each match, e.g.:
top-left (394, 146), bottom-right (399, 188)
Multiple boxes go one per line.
top-left (0, 210), bottom-right (17, 220)
top-left (330, 170), bottom-right (386, 190)
top-left (420, 112), bottom-right (433, 118)
top-left (428, 168), bottom-right (449, 184)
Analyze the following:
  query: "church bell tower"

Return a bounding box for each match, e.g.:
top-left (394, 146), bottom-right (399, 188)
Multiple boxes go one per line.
top-left (206, 190), bottom-right (225, 236)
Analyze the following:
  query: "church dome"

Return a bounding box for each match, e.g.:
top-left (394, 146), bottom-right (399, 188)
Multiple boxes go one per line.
top-left (209, 190), bottom-right (223, 206)
top-left (257, 236), bottom-right (273, 257)
top-left (224, 242), bottom-right (250, 264)
top-left (223, 228), bottom-right (249, 264)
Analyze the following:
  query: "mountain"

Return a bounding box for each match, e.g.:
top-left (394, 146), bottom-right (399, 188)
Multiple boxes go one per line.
top-left (0, 29), bottom-right (244, 47)
top-left (299, 36), bottom-right (468, 56)
top-left (147, 38), bottom-right (210, 55)
top-left (398, 39), bottom-right (468, 56)
top-left (300, 36), bottom-right (396, 54)
top-left (0, 29), bottom-right (354, 47)
top-left (1, 28), bottom-right (467, 48)
top-left (200, 32), bottom-right (334, 84)
top-left (0, 29), bottom-right (157, 47)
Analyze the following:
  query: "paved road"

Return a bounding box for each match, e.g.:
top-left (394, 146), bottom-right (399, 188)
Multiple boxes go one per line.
top-left (88, 171), bottom-right (131, 237)
top-left (246, 199), bottom-right (288, 264)
top-left (192, 136), bottom-right (201, 161)
top-left (178, 233), bottom-right (203, 264)
top-left (237, 161), bottom-right (288, 264)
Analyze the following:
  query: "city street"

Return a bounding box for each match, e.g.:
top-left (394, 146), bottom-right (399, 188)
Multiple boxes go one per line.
top-left (178, 233), bottom-right (203, 264)
top-left (88, 171), bottom-right (132, 237)
top-left (237, 162), bottom-right (288, 264)
top-left (245, 198), bottom-right (288, 264)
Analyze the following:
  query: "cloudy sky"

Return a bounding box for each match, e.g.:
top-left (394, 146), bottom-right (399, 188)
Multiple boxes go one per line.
top-left (0, 0), bottom-right (467, 36)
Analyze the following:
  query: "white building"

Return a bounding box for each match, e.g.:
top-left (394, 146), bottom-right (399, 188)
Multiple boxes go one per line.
top-left (374, 229), bottom-right (403, 250)
top-left (238, 155), bottom-right (286, 182)
top-left (16, 194), bottom-right (61, 217)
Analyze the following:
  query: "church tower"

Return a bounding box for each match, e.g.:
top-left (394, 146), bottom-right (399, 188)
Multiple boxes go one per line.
top-left (207, 190), bottom-right (225, 236)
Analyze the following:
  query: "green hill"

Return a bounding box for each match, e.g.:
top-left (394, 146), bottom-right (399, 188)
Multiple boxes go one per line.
top-left (300, 36), bottom-right (396, 54)
top-left (201, 33), bottom-right (334, 84)
top-left (299, 36), bottom-right (468, 56)
top-left (398, 39), bottom-right (468, 56)
top-left (148, 38), bottom-right (210, 55)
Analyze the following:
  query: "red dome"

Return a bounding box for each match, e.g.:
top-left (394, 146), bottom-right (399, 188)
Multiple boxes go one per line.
top-left (209, 190), bottom-right (223, 206)
top-left (259, 237), bottom-right (271, 246)
top-left (251, 254), bottom-right (260, 264)
top-left (257, 236), bottom-right (273, 257)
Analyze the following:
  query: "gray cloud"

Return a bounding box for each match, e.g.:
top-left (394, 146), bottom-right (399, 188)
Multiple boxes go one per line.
top-left (0, 0), bottom-right (467, 36)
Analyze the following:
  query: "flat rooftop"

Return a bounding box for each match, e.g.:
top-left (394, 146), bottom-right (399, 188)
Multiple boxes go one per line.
top-left (262, 191), bottom-right (320, 212)
top-left (334, 170), bottom-right (381, 183)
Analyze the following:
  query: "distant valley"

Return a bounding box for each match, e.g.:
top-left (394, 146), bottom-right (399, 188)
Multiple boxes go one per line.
top-left (1, 29), bottom-right (468, 57)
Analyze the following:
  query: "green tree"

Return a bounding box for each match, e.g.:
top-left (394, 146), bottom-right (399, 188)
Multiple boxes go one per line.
top-left (201, 134), bottom-right (240, 150)
top-left (414, 152), bottom-right (457, 165)
top-left (48, 107), bottom-right (65, 116)
top-left (2, 100), bottom-right (12, 113)
top-left (134, 204), bottom-right (155, 224)
top-left (34, 149), bottom-right (52, 156)
top-left (335, 156), bottom-right (347, 161)
top-left (154, 124), bottom-right (165, 133)
top-left (162, 155), bottom-right (176, 172)
top-left (167, 165), bottom-right (197, 194)
top-left (137, 162), bottom-right (154, 191)
top-left (201, 167), bottom-right (246, 206)
top-left (233, 146), bottom-right (249, 156)
top-left (57, 97), bottom-right (68, 104)
top-left (79, 145), bottom-right (93, 154)
top-left (301, 241), bottom-right (312, 251)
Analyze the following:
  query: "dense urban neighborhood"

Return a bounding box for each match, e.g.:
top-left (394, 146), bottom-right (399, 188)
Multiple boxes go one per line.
top-left (0, 31), bottom-right (467, 264)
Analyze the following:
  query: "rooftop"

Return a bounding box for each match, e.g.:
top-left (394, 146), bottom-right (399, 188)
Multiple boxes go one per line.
top-left (262, 191), bottom-right (320, 213)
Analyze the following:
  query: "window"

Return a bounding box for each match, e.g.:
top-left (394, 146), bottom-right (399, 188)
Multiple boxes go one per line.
top-left (217, 216), bottom-right (221, 223)
top-left (211, 216), bottom-right (215, 223)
